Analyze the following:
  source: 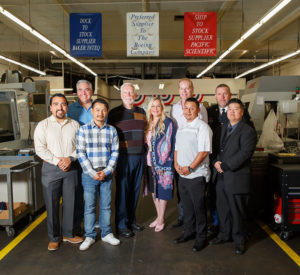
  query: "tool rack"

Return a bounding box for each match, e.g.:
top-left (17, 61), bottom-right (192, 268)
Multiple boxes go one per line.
top-left (269, 163), bottom-right (300, 240)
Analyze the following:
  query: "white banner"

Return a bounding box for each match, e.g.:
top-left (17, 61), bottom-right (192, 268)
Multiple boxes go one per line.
top-left (127, 12), bottom-right (159, 57)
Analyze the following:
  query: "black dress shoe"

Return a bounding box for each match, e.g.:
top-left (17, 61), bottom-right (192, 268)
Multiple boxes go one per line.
top-left (171, 220), bottom-right (184, 228)
top-left (192, 240), bottom-right (207, 252)
top-left (209, 237), bottom-right (230, 245)
top-left (131, 223), bottom-right (144, 232)
top-left (235, 244), bottom-right (245, 255)
top-left (173, 233), bottom-right (195, 244)
top-left (118, 228), bottom-right (134, 238)
top-left (207, 225), bottom-right (219, 235)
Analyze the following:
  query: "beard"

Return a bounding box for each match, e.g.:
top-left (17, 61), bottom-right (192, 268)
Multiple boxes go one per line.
top-left (56, 110), bottom-right (65, 119)
top-left (124, 98), bottom-right (134, 105)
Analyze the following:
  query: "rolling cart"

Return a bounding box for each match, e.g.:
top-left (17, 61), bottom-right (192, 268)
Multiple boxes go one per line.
top-left (0, 159), bottom-right (39, 237)
top-left (269, 163), bottom-right (300, 240)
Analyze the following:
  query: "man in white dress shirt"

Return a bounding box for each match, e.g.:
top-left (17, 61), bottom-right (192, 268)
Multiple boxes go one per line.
top-left (34, 93), bottom-right (83, 251)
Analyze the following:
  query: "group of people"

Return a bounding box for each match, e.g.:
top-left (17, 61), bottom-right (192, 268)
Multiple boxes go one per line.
top-left (34, 78), bottom-right (257, 255)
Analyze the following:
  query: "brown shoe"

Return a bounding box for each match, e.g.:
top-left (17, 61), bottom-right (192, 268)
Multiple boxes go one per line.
top-left (63, 235), bottom-right (83, 244)
top-left (48, 241), bottom-right (59, 251)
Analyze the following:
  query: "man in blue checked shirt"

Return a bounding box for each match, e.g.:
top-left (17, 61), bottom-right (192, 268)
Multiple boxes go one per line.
top-left (76, 98), bottom-right (120, 251)
top-left (68, 79), bottom-right (94, 236)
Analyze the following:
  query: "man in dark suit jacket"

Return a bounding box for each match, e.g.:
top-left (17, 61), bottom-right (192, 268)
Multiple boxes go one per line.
top-left (210, 98), bottom-right (257, 255)
top-left (207, 83), bottom-right (254, 132)
top-left (207, 84), bottom-right (254, 234)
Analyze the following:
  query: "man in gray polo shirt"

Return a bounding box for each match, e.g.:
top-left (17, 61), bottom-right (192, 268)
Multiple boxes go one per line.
top-left (173, 97), bottom-right (212, 252)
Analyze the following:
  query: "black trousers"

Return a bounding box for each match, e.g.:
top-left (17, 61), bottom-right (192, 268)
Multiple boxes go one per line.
top-left (74, 166), bottom-right (84, 233)
top-left (174, 171), bottom-right (184, 221)
top-left (42, 162), bottom-right (78, 242)
top-left (216, 174), bottom-right (248, 245)
top-left (178, 176), bottom-right (207, 241)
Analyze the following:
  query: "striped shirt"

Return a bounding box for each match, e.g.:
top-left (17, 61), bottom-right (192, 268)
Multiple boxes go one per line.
top-left (76, 120), bottom-right (119, 178)
top-left (107, 105), bottom-right (146, 155)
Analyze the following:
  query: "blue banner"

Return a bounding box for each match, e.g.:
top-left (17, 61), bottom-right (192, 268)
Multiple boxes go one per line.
top-left (70, 13), bottom-right (102, 57)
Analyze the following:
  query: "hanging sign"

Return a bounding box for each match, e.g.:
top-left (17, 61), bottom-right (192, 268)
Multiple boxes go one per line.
top-left (127, 12), bottom-right (159, 57)
top-left (184, 12), bottom-right (217, 56)
top-left (70, 13), bottom-right (102, 57)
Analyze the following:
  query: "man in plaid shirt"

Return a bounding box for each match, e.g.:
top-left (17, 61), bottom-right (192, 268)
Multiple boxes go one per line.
top-left (76, 98), bottom-right (120, 251)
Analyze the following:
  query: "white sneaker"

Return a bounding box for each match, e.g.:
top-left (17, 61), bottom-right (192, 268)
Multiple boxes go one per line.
top-left (102, 233), bottom-right (120, 246)
top-left (79, 237), bottom-right (95, 251)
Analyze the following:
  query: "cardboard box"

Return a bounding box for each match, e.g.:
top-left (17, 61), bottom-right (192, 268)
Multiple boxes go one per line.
top-left (0, 202), bottom-right (27, 220)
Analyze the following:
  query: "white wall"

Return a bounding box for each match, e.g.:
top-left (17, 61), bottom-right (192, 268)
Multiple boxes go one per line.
top-left (109, 78), bottom-right (246, 114)
top-left (31, 76), bottom-right (64, 94)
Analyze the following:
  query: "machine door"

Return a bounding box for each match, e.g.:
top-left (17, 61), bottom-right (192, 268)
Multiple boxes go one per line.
top-left (0, 91), bottom-right (20, 142)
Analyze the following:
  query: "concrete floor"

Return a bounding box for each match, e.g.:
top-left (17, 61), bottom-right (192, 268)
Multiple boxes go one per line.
top-left (1, 189), bottom-right (300, 274)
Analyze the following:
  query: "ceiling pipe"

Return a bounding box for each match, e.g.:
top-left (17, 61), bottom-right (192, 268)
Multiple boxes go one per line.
top-left (51, 58), bottom-right (270, 64)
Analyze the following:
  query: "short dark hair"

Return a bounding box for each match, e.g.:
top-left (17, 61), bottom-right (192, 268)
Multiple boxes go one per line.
top-left (185, 97), bottom-right (199, 108)
top-left (216, 83), bottom-right (231, 93)
top-left (227, 98), bottom-right (245, 110)
top-left (92, 98), bottom-right (109, 110)
top-left (50, 93), bottom-right (68, 106)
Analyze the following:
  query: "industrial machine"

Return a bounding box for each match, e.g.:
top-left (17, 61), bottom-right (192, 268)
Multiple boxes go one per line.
top-left (240, 76), bottom-right (300, 136)
top-left (0, 77), bottom-right (49, 236)
top-left (241, 76), bottom-right (300, 233)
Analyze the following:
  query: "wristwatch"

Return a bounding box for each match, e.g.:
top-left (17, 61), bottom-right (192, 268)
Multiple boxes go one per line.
top-left (188, 166), bottom-right (194, 173)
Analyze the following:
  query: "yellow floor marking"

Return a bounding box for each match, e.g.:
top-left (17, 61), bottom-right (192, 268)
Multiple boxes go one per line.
top-left (0, 211), bottom-right (47, 261)
top-left (256, 219), bottom-right (300, 267)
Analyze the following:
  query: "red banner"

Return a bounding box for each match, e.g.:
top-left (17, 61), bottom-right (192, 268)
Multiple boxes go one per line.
top-left (184, 12), bottom-right (217, 56)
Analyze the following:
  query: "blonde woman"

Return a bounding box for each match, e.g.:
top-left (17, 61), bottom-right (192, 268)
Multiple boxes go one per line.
top-left (145, 97), bottom-right (176, 232)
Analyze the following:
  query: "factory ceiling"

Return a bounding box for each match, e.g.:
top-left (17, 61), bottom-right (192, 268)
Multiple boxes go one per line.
top-left (0, 0), bottom-right (300, 84)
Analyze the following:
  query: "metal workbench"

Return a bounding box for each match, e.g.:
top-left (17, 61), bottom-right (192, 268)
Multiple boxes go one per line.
top-left (0, 159), bottom-right (39, 237)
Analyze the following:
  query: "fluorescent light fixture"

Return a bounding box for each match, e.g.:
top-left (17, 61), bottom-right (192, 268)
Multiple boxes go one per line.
top-left (50, 51), bottom-right (59, 57)
top-left (113, 85), bottom-right (120, 91)
top-left (0, 55), bottom-right (46, 75)
top-left (240, 23), bottom-right (261, 40)
top-left (235, 49), bottom-right (300, 79)
top-left (0, 6), bottom-right (32, 31)
top-left (159, 83), bottom-right (165, 89)
top-left (196, 0), bottom-right (291, 78)
top-left (50, 88), bottom-right (73, 92)
top-left (0, 5), bottom-right (97, 77)
top-left (133, 84), bottom-right (140, 90)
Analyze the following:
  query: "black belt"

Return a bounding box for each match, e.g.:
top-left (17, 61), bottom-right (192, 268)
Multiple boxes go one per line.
top-left (94, 167), bottom-right (106, 172)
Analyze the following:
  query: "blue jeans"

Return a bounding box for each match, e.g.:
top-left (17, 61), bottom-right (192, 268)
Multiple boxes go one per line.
top-left (82, 173), bottom-right (112, 239)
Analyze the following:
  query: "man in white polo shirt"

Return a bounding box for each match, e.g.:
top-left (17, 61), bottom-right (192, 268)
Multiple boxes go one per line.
top-left (170, 78), bottom-right (208, 228)
top-left (173, 97), bottom-right (212, 252)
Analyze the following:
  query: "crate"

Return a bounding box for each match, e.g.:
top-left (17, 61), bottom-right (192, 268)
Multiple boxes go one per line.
top-left (0, 202), bottom-right (27, 220)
